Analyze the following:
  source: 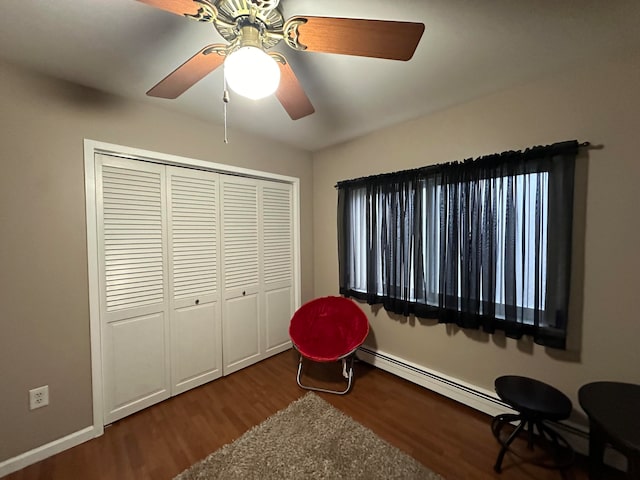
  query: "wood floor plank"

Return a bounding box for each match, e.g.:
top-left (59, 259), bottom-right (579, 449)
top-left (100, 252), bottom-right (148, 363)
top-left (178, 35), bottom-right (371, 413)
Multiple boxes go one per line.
top-left (4, 349), bottom-right (625, 480)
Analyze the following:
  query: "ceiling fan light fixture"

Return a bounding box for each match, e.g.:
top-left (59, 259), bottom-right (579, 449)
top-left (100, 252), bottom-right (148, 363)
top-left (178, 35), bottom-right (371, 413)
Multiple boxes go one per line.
top-left (224, 46), bottom-right (281, 100)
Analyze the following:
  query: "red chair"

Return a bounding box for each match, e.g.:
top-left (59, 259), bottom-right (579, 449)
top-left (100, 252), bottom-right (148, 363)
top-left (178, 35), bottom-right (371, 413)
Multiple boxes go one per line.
top-left (289, 296), bottom-right (369, 395)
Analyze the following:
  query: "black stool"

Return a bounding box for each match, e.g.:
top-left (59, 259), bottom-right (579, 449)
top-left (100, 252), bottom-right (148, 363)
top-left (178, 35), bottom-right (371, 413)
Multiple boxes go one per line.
top-left (492, 375), bottom-right (574, 473)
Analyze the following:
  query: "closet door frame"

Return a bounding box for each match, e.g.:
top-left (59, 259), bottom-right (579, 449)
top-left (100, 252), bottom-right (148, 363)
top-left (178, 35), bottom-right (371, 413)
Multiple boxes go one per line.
top-left (84, 139), bottom-right (301, 436)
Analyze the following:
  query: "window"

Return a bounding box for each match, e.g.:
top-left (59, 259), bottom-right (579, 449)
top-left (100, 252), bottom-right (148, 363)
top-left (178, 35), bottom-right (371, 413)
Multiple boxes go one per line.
top-left (337, 141), bottom-right (578, 349)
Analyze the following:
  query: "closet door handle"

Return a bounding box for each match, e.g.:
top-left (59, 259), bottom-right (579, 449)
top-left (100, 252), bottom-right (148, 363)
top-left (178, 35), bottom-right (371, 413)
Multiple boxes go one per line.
top-left (195, 299), bottom-right (200, 305)
top-left (242, 291), bottom-right (246, 296)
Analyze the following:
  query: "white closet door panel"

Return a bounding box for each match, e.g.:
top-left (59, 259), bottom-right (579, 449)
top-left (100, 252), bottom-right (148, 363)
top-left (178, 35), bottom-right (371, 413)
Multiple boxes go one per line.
top-left (221, 175), bottom-right (262, 374)
top-left (103, 312), bottom-right (170, 424)
top-left (262, 184), bottom-right (293, 286)
top-left (264, 286), bottom-right (293, 355)
top-left (221, 178), bottom-right (259, 292)
top-left (167, 167), bottom-right (222, 394)
top-left (100, 162), bottom-right (166, 313)
top-left (262, 182), bottom-right (293, 357)
top-left (97, 155), bottom-right (170, 424)
top-left (171, 301), bottom-right (222, 395)
top-left (223, 293), bottom-right (261, 374)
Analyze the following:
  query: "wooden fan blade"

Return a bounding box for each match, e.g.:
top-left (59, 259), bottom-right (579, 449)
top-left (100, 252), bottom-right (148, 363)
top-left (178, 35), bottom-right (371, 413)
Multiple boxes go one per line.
top-left (136, 0), bottom-right (215, 21)
top-left (147, 45), bottom-right (225, 99)
top-left (286, 16), bottom-right (425, 61)
top-left (274, 58), bottom-right (315, 120)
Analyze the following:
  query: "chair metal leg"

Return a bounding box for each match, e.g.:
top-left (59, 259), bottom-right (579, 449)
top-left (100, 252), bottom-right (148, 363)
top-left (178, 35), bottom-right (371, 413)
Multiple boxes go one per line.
top-left (296, 354), bottom-right (354, 395)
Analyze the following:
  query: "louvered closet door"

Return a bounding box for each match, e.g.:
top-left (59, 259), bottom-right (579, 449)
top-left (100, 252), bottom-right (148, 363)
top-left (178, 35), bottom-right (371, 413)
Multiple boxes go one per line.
top-left (167, 167), bottom-right (222, 395)
top-left (96, 154), bottom-right (170, 424)
top-left (220, 176), bottom-right (261, 374)
top-left (262, 182), bottom-right (294, 356)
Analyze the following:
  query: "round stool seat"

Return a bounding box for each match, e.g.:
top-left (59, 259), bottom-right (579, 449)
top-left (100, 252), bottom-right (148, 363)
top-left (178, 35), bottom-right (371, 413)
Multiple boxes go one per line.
top-left (495, 375), bottom-right (572, 421)
top-left (289, 296), bottom-right (369, 362)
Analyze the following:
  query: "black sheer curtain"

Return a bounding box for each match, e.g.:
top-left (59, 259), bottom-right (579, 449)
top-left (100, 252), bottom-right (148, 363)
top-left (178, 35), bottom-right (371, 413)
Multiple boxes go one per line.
top-left (337, 141), bottom-right (578, 349)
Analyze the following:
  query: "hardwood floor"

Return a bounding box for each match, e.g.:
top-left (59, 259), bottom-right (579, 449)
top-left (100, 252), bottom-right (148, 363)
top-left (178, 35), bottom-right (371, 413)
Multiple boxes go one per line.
top-left (5, 350), bottom-right (624, 480)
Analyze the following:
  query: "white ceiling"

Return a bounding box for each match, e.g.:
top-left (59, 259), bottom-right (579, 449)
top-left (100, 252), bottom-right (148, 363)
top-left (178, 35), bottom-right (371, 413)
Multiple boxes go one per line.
top-left (1, 0), bottom-right (639, 151)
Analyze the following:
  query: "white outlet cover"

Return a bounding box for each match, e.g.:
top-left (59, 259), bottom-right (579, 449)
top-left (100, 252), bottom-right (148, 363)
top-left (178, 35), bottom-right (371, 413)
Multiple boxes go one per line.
top-left (29, 385), bottom-right (49, 410)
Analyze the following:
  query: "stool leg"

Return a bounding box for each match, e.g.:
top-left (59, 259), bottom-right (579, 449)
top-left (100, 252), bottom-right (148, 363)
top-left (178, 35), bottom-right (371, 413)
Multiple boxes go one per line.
top-left (628, 455), bottom-right (640, 480)
top-left (494, 416), bottom-right (525, 473)
top-left (527, 419), bottom-right (536, 450)
top-left (587, 421), bottom-right (606, 480)
top-left (540, 421), bottom-right (560, 445)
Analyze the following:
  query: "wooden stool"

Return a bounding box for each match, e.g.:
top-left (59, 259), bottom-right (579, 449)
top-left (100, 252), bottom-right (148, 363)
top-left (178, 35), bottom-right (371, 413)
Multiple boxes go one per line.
top-left (492, 375), bottom-right (574, 473)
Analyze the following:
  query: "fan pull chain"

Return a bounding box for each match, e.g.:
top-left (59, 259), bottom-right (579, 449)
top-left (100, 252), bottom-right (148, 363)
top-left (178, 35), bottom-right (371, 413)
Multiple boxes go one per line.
top-left (223, 76), bottom-right (230, 144)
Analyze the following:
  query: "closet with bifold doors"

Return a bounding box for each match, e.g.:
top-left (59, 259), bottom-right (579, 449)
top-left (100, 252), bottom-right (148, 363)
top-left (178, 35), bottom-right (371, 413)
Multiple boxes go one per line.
top-left (95, 153), bottom-right (296, 425)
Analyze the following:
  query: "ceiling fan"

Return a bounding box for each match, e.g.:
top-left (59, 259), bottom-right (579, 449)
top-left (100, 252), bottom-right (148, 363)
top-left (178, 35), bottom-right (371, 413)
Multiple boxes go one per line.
top-left (139, 0), bottom-right (425, 120)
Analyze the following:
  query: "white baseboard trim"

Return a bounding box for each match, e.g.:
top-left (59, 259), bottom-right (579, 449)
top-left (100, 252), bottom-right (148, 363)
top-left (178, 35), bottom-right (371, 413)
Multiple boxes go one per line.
top-left (0, 426), bottom-right (96, 478)
top-left (357, 346), bottom-right (627, 471)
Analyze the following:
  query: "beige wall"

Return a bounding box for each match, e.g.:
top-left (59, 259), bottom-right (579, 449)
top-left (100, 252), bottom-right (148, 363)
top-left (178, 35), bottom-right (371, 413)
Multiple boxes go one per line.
top-left (313, 53), bottom-right (640, 419)
top-left (0, 59), bottom-right (313, 462)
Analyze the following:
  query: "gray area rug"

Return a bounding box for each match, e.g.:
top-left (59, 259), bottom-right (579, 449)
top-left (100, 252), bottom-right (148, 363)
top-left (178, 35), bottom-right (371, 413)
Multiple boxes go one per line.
top-left (174, 392), bottom-right (443, 480)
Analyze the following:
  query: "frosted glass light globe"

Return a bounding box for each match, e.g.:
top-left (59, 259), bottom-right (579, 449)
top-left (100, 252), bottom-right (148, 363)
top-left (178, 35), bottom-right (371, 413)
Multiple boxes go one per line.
top-left (224, 46), bottom-right (281, 100)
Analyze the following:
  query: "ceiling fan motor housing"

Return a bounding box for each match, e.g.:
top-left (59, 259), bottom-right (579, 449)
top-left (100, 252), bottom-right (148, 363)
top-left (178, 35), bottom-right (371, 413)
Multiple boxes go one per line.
top-left (230, 20), bottom-right (267, 52)
top-left (214, 0), bottom-right (284, 50)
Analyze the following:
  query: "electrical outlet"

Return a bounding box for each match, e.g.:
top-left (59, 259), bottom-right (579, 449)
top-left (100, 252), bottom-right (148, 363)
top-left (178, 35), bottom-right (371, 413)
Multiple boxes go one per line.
top-left (29, 385), bottom-right (49, 410)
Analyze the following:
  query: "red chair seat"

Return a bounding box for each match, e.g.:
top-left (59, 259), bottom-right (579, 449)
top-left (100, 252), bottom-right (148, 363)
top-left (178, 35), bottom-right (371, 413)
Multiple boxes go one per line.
top-left (289, 296), bottom-right (369, 362)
